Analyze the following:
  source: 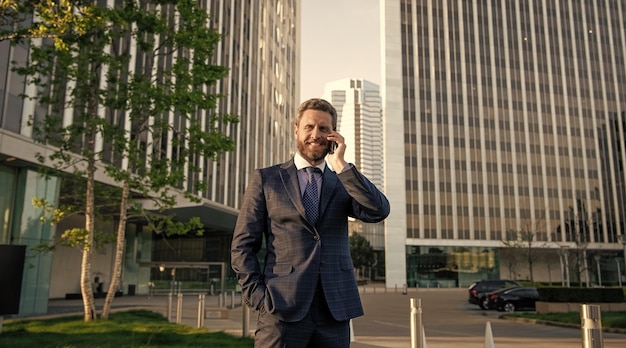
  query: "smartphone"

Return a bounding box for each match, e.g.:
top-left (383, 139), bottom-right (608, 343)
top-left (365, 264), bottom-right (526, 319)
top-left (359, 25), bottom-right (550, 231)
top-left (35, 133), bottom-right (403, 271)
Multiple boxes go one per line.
top-left (329, 141), bottom-right (337, 154)
top-left (329, 127), bottom-right (337, 154)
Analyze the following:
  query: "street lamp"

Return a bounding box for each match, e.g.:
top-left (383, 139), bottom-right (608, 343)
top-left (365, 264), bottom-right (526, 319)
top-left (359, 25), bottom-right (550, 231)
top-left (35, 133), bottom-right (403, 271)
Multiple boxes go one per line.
top-left (159, 265), bottom-right (165, 281)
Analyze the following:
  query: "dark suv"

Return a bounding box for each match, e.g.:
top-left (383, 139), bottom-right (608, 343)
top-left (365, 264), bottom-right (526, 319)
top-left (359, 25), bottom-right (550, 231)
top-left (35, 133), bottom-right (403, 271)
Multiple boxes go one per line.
top-left (467, 279), bottom-right (519, 309)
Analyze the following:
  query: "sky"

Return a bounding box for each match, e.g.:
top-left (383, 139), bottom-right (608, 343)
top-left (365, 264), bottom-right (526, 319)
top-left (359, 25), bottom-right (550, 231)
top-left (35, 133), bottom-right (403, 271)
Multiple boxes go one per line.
top-left (299, 0), bottom-right (381, 103)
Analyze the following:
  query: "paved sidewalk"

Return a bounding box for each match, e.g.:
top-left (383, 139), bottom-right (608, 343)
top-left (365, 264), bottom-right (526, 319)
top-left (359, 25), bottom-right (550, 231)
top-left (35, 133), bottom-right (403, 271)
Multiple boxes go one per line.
top-left (8, 286), bottom-right (626, 348)
top-left (40, 292), bottom-right (251, 335)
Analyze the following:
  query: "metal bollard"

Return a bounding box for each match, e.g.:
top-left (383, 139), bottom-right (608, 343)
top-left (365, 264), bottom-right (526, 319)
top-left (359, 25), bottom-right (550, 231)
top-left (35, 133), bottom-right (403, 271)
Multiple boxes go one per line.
top-left (349, 319), bottom-right (355, 342)
top-left (197, 294), bottom-right (205, 328)
top-left (581, 304), bottom-right (603, 348)
top-left (410, 298), bottom-right (424, 348)
top-left (242, 298), bottom-right (250, 338)
top-left (176, 292), bottom-right (183, 324)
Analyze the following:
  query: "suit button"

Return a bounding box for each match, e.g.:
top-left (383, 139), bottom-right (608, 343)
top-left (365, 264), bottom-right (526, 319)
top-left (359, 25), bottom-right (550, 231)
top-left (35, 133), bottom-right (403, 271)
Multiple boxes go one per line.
top-left (314, 235), bottom-right (320, 241)
top-left (321, 260), bottom-right (326, 264)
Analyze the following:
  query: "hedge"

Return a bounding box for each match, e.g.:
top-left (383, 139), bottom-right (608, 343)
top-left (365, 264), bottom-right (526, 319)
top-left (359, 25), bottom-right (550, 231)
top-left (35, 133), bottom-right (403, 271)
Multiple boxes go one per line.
top-left (538, 287), bottom-right (624, 303)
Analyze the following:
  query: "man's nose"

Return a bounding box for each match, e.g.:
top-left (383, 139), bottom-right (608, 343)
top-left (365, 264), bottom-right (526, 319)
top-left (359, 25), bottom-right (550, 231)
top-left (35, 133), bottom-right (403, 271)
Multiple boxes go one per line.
top-left (310, 127), bottom-right (320, 138)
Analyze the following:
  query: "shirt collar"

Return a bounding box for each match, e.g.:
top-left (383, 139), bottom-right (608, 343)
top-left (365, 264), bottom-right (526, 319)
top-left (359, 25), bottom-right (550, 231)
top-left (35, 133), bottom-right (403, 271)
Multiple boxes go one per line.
top-left (294, 152), bottom-right (326, 172)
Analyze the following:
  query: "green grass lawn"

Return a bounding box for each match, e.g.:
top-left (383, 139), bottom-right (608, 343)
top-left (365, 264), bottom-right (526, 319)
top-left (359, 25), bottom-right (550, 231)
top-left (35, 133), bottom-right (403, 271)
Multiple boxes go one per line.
top-left (1, 310), bottom-right (254, 348)
top-left (505, 311), bottom-right (626, 330)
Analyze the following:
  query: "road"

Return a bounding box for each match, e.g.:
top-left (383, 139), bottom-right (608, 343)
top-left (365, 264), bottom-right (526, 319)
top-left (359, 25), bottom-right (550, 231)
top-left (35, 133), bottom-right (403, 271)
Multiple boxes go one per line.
top-left (350, 287), bottom-right (626, 348)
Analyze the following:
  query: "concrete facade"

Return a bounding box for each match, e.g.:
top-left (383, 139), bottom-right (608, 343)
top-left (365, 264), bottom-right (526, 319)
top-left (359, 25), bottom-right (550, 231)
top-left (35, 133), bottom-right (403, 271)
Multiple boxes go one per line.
top-left (381, 0), bottom-right (626, 288)
top-left (0, 0), bottom-right (301, 315)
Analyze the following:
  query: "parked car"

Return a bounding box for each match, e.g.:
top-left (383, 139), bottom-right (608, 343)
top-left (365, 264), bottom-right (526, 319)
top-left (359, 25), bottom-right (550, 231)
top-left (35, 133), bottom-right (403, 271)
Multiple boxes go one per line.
top-left (467, 279), bottom-right (520, 309)
top-left (481, 286), bottom-right (517, 310)
top-left (487, 286), bottom-right (539, 312)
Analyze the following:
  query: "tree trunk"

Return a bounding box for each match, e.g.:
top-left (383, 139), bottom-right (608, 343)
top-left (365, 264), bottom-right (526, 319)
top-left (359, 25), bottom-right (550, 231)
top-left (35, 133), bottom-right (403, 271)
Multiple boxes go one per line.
top-left (81, 76), bottom-right (100, 321)
top-left (526, 242), bottom-right (534, 282)
top-left (82, 143), bottom-right (97, 321)
top-left (101, 180), bottom-right (130, 319)
top-left (528, 252), bottom-right (534, 282)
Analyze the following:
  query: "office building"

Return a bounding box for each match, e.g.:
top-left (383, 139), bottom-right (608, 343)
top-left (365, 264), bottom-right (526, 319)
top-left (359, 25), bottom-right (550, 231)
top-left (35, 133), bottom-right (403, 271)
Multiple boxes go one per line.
top-left (0, 0), bottom-right (300, 315)
top-left (323, 79), bottom-right (385, 279)
top-left (322, 78), bottom-right (385, 253)
top-left (381, 0), bottom-right (626, 288)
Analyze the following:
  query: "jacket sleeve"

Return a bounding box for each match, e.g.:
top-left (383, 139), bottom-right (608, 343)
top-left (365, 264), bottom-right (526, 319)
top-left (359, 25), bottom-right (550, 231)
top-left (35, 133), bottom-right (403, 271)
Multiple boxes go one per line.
top-left (230, 169), bottom-right (267, 310)
top-left (337, 164), bottom-right (390, 222)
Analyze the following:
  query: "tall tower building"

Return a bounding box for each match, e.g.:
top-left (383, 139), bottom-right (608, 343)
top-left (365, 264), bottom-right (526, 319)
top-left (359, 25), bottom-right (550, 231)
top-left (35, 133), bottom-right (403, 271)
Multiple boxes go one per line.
top-left (382, 1), bottom-right (626, 288)
top-left (323, 79), bottom-right (385, 251)
top-left (0, 0), bottom-right (300, 314)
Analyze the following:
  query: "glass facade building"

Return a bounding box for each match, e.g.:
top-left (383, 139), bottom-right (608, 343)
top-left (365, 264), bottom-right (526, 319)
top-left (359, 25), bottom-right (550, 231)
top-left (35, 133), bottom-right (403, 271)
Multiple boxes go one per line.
top-left (0, 0), bottom-right (300, 315)
top-left (323, 78), bottom-right (385, 251)
top-left (322, 78), bottom-right (386, 280)
top-left (382, 0), bottom-right (626, 288)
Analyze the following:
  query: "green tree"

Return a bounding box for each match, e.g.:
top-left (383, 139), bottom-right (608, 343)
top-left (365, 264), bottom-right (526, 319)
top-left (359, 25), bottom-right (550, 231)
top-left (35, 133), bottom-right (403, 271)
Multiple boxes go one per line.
top-left (501, 216), bottom-right (547, 282)
top-left (499, 246), bottom-right (522, 280)
top-left (349, 232), bottom-right (376, 279)
top-left (564, 204), bottom-right (591, 287)
top-left (0, 0), bottom-right (85, 42)
top-left (13, 0), bottom-right (236, 321)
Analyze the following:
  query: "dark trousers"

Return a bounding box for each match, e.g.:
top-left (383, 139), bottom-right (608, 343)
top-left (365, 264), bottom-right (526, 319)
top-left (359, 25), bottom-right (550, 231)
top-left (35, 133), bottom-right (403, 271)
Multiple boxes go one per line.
top-left (254, 287), bottom-right (350, 348)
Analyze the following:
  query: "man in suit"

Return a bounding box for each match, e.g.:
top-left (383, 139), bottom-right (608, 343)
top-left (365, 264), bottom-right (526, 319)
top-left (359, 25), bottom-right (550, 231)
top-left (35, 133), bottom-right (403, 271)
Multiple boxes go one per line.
top-left (231, 98), bottom-right (390, 347)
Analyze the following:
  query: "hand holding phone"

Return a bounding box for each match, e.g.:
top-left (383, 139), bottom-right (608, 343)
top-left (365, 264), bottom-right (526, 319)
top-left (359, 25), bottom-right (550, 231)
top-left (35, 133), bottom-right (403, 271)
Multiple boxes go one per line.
top-left (326, 130), bottom-right (347, 171)
top-left (329, 127), bottom-right (338, 154)
top-left (329, 141), bottom-right (337, 154)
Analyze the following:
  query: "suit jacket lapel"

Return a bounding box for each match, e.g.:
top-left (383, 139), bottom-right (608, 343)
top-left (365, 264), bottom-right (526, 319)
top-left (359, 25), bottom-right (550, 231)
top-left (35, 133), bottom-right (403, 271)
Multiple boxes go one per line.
top-left (279, 160), bottom-right (309, 225)
top-left (319, 166), bottom-right (337, 220)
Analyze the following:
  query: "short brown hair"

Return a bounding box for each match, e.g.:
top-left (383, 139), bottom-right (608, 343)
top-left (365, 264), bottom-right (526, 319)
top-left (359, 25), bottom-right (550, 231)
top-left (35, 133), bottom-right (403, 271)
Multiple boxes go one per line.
top-left (296, 98), bottom-right (337, 130)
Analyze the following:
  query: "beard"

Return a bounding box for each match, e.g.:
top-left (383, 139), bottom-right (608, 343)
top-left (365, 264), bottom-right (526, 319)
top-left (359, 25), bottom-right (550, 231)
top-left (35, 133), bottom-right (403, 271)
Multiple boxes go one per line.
top-left (297, 138), bottom-right (330, 164)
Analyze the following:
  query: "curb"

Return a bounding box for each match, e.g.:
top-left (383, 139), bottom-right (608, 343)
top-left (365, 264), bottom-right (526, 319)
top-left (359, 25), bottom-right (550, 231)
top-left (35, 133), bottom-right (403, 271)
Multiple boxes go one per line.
top-left (499, 314), bottom-right (626, 334)
top-left (4, 305), bottom-right (156, 323)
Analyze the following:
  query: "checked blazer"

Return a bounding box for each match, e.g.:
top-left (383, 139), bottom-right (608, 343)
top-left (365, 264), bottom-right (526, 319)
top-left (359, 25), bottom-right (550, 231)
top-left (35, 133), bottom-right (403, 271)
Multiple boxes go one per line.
top-left (230, 158), bottom-right (390, 323)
